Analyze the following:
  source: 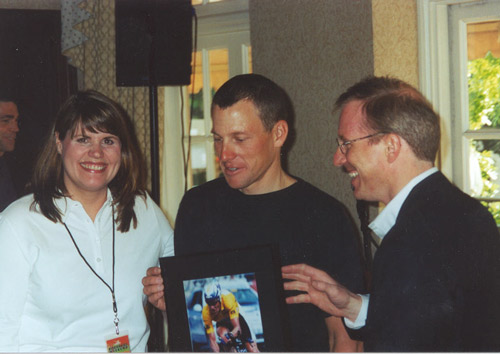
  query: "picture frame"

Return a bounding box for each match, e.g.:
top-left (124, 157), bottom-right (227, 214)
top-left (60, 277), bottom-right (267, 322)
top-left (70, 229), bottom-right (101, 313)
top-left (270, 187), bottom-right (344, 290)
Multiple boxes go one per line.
top-left (160, 244), bottom-right (292, 352)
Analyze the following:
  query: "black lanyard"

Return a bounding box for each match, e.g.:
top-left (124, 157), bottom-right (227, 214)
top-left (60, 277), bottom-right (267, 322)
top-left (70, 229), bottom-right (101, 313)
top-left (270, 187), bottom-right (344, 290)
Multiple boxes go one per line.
top-left (63, 204), bottom-right (120, 335)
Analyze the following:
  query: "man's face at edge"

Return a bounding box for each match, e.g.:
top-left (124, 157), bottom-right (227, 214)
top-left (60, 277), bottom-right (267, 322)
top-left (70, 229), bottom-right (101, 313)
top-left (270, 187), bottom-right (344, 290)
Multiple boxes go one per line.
top-left (0, 101), bottom-right (19, 157)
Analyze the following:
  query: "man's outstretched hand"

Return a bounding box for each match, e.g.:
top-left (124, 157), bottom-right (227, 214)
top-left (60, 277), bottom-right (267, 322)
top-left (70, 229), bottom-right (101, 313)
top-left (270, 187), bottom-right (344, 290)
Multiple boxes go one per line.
top-left (282, 263), bottom-right (362, 322)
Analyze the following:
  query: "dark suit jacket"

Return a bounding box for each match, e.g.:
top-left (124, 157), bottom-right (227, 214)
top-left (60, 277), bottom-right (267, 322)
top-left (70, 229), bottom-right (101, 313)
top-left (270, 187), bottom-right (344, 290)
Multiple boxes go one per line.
top-left (357, 171), bottom-right (500, 351)
top-left (0, 157), bottom-right (16, 212)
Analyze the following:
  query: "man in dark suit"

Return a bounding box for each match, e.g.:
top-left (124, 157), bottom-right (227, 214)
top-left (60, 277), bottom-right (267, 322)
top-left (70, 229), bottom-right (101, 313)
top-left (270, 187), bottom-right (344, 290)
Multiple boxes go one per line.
top-left (282, 76), bottom-right (500, 351)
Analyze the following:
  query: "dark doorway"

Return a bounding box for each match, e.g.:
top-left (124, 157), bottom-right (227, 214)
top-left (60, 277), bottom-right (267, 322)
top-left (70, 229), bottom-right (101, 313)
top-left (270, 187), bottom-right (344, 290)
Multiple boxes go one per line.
top-left (0, 9), bottom-right (77, 197)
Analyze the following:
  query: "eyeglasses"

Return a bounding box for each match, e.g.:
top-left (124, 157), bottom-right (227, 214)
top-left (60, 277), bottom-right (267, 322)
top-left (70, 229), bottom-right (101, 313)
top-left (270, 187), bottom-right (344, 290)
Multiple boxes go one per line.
top-left (336, 132), bottom-right (385, 154)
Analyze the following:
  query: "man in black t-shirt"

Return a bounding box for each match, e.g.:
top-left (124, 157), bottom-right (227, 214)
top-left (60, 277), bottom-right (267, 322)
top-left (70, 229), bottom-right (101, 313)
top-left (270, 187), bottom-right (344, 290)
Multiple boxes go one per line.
top-left (143, 74), bottom-right (364, 351)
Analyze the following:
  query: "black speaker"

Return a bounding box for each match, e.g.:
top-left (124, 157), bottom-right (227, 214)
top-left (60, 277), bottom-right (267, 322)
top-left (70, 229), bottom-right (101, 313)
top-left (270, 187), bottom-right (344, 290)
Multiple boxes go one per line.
top-left (115, 0), bottom-right (193, 87)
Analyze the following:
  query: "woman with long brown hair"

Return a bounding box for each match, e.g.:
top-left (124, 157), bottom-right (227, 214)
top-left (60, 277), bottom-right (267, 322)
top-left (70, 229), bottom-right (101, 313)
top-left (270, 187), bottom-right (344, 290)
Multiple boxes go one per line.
top-left (0, 90), bottom-right (173, 352)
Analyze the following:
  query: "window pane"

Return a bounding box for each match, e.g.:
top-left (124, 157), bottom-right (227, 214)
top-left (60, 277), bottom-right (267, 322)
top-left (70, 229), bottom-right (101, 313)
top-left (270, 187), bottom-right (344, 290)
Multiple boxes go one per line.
top-left (467, 21), bottom-right (500, 131)
top-left (191, 141), bottom-right (207, 187)
top-left (188, 49), bottom-right (228, 137)
top-left (189, 51), bottom-right (204, 137)
top-left (469, 140), bottom-right (500, 198)
top-left (209, 48), bottom-right (229, 95)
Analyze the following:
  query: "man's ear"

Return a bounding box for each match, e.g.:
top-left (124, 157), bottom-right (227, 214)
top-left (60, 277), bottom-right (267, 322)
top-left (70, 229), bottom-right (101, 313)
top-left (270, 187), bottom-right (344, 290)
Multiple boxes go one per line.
top-left (273, 120), bottom-right (288, 148)
top-left (385, 133), bottom-right (402, 163)
top-left (55, 132), bottom-right (63, 155)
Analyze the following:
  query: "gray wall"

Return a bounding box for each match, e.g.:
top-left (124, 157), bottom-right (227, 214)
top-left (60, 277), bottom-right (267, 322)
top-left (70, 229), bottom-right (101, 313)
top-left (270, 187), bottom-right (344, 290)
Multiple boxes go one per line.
top-left (249, 0), bottom-right (375, 227)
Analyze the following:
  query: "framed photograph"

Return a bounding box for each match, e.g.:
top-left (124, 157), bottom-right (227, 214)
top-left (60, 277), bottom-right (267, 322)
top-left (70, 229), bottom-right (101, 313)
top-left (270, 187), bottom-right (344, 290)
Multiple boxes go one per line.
top-left (160, 244), bottom-right (292, 352)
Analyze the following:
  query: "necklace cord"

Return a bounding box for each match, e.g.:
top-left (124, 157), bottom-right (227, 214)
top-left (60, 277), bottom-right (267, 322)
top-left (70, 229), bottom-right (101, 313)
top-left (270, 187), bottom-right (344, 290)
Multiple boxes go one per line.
top-left (63, 204), bottom-right (119, 334)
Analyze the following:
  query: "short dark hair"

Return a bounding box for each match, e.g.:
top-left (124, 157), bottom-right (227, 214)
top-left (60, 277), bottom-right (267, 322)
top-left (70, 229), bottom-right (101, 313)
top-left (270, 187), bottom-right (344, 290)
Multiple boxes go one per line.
top-left (0, 93), bottom-right (18, 106)
top-left (211, 73), bottom-right (294, 132)
top-left (335, 76), bottom-right (440, 162)
top-left (31, 90), bottom-right (147, 232)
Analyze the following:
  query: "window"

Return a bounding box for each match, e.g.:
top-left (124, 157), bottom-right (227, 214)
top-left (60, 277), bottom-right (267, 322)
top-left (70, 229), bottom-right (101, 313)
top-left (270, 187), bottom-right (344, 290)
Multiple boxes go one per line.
top-left (464, 20), bottom-right (500, 221)
top-left (418, 0), bottom-right (500, 224)
top-left (160, 0), bottom-right (250, 222)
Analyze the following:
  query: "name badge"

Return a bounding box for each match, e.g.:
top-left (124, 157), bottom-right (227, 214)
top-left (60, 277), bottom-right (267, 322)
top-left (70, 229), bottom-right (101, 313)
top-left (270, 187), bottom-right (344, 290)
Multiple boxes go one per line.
top-left (106, 331), bottom-right (131, 353)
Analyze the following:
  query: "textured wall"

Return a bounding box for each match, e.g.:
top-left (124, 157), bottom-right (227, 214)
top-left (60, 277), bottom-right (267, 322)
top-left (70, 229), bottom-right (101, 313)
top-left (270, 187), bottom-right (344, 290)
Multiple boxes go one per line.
top-left (249, 0), bottom-right (374, 224)
top-left (372, 0), bottom-right (418, 86)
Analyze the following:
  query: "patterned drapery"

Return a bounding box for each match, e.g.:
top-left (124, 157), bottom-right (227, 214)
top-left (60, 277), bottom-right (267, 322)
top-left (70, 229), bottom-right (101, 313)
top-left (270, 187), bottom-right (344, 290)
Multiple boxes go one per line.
top-left (61, 0), bottom-right (91, 53)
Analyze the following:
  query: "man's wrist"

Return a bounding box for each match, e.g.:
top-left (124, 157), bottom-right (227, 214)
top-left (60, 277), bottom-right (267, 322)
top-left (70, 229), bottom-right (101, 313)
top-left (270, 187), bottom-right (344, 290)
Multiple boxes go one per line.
top-left (344, 294), bottom-right (369, 329)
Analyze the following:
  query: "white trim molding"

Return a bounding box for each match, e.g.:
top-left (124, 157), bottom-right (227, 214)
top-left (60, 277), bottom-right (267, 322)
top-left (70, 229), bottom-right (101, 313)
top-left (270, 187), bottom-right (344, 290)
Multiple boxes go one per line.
top-left (417, 0), bottom-right (478, 181)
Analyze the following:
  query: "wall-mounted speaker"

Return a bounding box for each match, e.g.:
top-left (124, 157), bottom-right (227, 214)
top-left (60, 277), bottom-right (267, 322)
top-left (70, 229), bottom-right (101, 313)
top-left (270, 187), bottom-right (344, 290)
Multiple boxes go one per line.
top-left (115, 0), bottom-right (193, 87)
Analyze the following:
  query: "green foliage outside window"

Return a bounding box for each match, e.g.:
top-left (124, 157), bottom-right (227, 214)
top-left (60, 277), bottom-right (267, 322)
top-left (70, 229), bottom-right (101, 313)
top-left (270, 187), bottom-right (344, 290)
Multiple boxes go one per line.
top-left (190, 89), bottom-right (204, 119)
top-left (190, 87), bottom-right (217, 119)
top-left (468, 51), bottom-right (500, 223)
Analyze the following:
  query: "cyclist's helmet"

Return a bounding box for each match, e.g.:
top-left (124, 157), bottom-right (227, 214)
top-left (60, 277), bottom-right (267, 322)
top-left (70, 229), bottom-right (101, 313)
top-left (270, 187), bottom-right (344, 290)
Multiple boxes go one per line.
top-left (204, 280), bottom-right (221, 304)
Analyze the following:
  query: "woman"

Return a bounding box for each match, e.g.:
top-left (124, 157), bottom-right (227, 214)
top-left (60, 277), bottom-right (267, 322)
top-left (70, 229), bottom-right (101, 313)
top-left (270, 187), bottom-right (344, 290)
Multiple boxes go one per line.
top-left (0, 90), bottom-right (174, 352)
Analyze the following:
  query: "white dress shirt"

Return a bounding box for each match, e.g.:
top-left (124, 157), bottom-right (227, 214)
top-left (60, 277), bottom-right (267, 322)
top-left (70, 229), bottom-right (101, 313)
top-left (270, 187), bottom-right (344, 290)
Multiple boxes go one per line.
top-left (0, 191), bottom-right (174, 352)
top-left (345, 167), bottom-right (438, 329)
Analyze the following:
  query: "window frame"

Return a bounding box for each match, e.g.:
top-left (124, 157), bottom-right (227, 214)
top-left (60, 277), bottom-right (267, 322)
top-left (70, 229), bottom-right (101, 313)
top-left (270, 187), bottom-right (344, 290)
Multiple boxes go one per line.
top-left (417, 0), bottom-right (457, 181)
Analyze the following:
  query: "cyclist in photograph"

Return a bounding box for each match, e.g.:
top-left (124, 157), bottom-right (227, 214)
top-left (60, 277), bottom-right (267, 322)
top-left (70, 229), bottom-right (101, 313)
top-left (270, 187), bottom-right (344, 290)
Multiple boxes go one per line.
top-left (202, 281), bottom-right (259, 353)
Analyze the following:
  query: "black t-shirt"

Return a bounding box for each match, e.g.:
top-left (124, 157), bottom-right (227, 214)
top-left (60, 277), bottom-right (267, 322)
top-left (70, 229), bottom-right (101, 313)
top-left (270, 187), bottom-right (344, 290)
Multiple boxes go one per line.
top-left (175, 177), bottom-right (364, 352)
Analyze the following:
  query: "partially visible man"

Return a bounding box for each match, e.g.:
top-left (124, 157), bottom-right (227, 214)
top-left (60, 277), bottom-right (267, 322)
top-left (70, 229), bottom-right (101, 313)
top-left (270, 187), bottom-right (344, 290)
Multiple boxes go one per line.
top-left (144, 74), bottom-right (364, 352)
top-left (283, 76), bottom-right (500, 351)
top-left (0, 96), bottom-right (19, 211)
